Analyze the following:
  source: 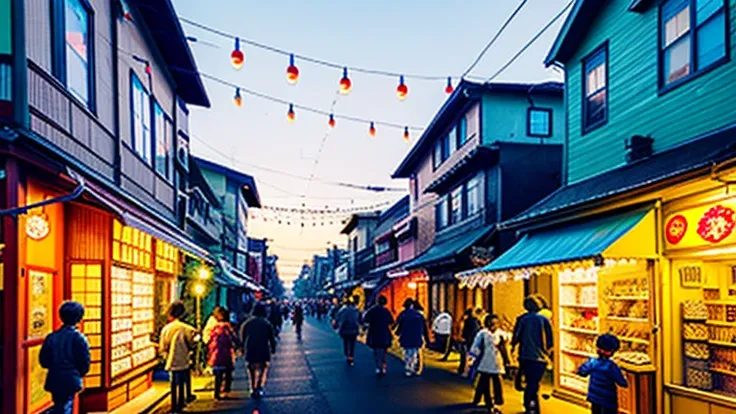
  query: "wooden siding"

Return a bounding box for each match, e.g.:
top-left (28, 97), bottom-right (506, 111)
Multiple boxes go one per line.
top-left (481, 93), bottom-right (564, 145)
top-left (66, 204), bottom-right (110, 260)
top-left (120, 145), bottom-right (175, 218)
top-left (24, 0), bottom-right (51, 72)
top-left (565, 0), bottom-right (736, 184)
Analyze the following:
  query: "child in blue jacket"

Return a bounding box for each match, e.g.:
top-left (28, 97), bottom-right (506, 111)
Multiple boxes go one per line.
top-left (577, 333), bottom-right (629, 414)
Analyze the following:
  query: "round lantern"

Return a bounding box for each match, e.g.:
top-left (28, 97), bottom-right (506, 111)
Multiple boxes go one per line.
top-left (286, 54), bottom-right (299, 85)
top-left (328, 114), bottom-right (336, 128)
top-left (396, 75), bottom-right (408, 100)
top-left (339, 67), bottom-right (352, 94)
top-left (403, 127), bottom-right (410, 142)
top-left (369, 122), bottom-right (376, 137)
top-left (233, 88), bottom-right (242, 107)
top-left (445, 77), bottom-right (454, 94)
top-left (231, 38), bottom-right (244, 70)
top-left (287, 104), bottom-right (295, 123)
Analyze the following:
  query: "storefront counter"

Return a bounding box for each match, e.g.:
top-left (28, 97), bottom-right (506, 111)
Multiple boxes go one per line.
top-left (618, 362), bottom-right (655, 414)
top-left (666, 384), bottom-right (736, 414)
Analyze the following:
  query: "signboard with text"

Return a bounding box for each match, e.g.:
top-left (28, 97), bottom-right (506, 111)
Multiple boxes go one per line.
top-left (665, 199), bottom-right (736, 250)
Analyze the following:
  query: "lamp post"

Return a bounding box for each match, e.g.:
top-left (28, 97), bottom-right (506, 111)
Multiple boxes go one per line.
top-left (193, 265), bottom-right (211, 373)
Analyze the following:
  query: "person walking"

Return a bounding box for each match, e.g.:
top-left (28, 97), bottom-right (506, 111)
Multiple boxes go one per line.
top-left (268, 300), bottom-right (283, 339)
top-left (334, 298), bottom-right (361, 366)
top-left (240, 303), bottom-right (277, 399)
top-left (414, 303), bottom-right (429, 375)
top-left (469, 315), bottom-right (508, 413)
top-left (395, 299), bottom-right (430, 377)
top-left (459, 308), bottom-right (481, 375)
top-left (432, 310), bottom-right (453, 360)
top-left (39, 301), bottom-right (91, 414)
top-left (207, 307), bottom-right (239, 400)
top-left (159, 301), bottom-right (198, 413)
top-left (363, 295), bottom-right (394, 376)
top-left (293, 302), bottom-right (305, 339)
top-left (512, 295), bottom-right (554, 414)
top-left (577, 334), bottom-right (628, 414)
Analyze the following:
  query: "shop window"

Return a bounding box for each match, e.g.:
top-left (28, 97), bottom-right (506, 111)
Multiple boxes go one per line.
top-left (435, 195), bottom-right (449, 230)
top-left (155, 240), bottom-right (178, 274)
top-left (112, 219), bottom-right (152, 268)
top-left (582, 44), bottom-right (608, 133)
top-left (70, 263), bottom-right (103, 388)
top-left (131, 74), bottom-right (151, 164)
top-left (52, 0), bottom-right (94, 108)
top-left (466, 173), bottom-right (483, 216)
top-left (659, 0), bottom-right (727, 89)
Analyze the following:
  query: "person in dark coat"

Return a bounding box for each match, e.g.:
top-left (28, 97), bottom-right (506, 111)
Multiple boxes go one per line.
top-left (268, 301), bottom-right (284, 338)
top-left (39, 301), bottom-right (91, 414)
top-left (395, 299), bottom-right (430, 377)
top-left (334, 298), bottom-right (361, 366)
top-left (240, 303), bottom-right (277, 399)
top-left (458, 308), bottom-right (481, 375)
top-left (363, 295), bottom-right (394, 376)
top-left (293, 302), bottom-right (305, 339)
top-left (207, 307), bottom-right (239, 400)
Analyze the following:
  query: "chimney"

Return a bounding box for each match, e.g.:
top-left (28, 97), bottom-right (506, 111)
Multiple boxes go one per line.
top-left (625, 135), bottom-right (654, 163)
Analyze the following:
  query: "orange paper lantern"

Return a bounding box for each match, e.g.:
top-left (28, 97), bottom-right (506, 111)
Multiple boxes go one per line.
top-left (339, 67), bottom-right (352, 94)
top-left (286, 54), bottom-right (299, 84)
top-left (231, 38), bottom-right (244, 70)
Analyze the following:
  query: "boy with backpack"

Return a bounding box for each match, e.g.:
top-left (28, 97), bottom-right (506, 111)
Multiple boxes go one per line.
top-left (577, 333), bottom-right (629, 414)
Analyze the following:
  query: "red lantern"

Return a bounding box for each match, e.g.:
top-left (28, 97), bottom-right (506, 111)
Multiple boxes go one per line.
top-left (231, 38), bottom-right (244, 70)
top-left (369, 122), bottom-right (376, 137)
top-left (145, 62), bottom-right (152, 76)
top-left (339, 67), bottom-right (352, 94)
top-left (328, 114), bottom-right (336, 128)
top-left (396, 75), bottom-right (408, 100)
top-left (445, 77), bottom-right (454, 94)
top-left (403, 126), bottom-right (410, 142)
top-left (287, 104), bottom-right (295, 123)
top-left (233, 88), bottom-right (242, 107)
top-left (286, 54), bottom-right (299, 85)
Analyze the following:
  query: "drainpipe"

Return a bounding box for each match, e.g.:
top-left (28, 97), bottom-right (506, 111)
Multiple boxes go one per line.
top-left (111, 0), bottom-right (122, 185)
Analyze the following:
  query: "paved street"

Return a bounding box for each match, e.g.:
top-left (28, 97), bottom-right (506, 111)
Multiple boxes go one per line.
top-left (152, 318), bottom-right (587, 413)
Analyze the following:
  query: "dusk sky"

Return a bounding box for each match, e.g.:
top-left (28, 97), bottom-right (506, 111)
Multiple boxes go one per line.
top-left (173, 0), bottom-right (571, 288)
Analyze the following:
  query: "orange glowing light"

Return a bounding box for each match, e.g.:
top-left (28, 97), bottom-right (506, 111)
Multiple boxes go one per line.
top-left (233, 88), bottom-right (242, 107)
top-left (339, 67), bottom-right (352, 94)
top-left (403, 127), bottom-right (410, 142)
top-left (328, 114), bottom-right (336, 128)
top-left (231, 39), bottom-right (244, 70)
top-left (287, 104), bottom-right (295, 123)
top-left (286, 54), bottom-right (299, 84)
top-left (445, 77), bottom-right (454, 94)
top-left (396, 75), bottom-right (408, 100)
top-left (369, 122), bottom-right (376, 137)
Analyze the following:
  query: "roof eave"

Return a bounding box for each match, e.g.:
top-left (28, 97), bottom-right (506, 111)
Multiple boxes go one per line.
top-left (543, 0), bottom-right (589, 67)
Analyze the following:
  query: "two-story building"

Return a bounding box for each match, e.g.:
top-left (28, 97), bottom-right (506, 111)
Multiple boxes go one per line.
top-left (462, 1), bottom-right (736, 413)
top-left (338, 212), bottom-right (380, 299)
top-left (0, 0), bottom-right (223, 412)
top-left (392, 80), bottom-right (564, 328)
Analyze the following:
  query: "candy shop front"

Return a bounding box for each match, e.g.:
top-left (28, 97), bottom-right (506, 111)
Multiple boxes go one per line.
top-left (662, 193), bottom-right (736, 413)
top-left (465, 206), bottom-right (659, 414)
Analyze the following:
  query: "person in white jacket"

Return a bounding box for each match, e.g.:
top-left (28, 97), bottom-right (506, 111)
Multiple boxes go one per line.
top-left (470, 314), bottom-right (510, 412)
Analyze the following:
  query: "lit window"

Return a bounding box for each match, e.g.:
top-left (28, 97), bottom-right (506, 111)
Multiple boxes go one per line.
top-left (583, 45), bottom-right (608, 133)
top-left (131, 74), bottom-right (151, 163)
top-left (154, 103), bottom-right (172, 180)
top-left (660, 0), bottom-right (727, 88)
top-left (528, 108), bottom-right (552, 137)
top-left (451, 186), bottom-right (463, 224)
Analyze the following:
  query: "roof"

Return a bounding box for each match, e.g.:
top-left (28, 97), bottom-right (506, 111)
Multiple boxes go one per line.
top-left (128, 0), bottom-right (210, 107)
top-left (505, 124), bottom-right (736, 227)
top-left (404, 225), bottom-right (495, 270)
top-left (392, 80), bottom-right (563, 178)
top-left (374, 196), bottom-right (410, 239)
top-left (425, 145), bottom-right (497, 194)
top-left (188, 155), bottom-right (221, 208)
top-left (340, 212), bottom-right (381, 235)
top-left (192, 156), bottom-right (261, 208)
top-left (545, 0), bottom-right (653, 66)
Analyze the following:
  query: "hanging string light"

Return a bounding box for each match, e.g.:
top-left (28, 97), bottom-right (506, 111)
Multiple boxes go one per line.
top-left (287, 104), bottom-right (295, 123)
top-left (231, 38), bottom-right (244, 70)
top-left (396, 75), bottom-right (408, 100)
top-left (445, 77), bottom-right (454, 94)
top-left (328, 114), bottom-right (336, 128)
top-left (369, 122), bottom-right (376, 137)
top-left (145, 61), bottom-right (152, 77)
top-left (286, 54), bottom-right (299, 85)
top-left (339, 67), bottom-right (352, 95)
top-left (233, 88), bottom-right (242, 107)
top-left (403, 126), bottom-right (410, 141)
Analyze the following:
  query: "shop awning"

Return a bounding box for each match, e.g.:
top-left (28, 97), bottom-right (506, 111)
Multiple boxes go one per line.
top-left (483, 207), bottom-right (656, 274)
top-left (404, 225), bottom-right (495, 270)
top-left (217, 259), bottom-right (264, 291)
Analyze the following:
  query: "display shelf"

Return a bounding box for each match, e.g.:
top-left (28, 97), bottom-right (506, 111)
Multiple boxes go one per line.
top-left (560, 371), bottom-right (589, 381)
top-left (704, 301), bottom-right (735, 305)
top-left (560, 281), bottom-right (597, 286)
top-left (561, 348), bottom-right (596, 358)
top-left (709, 340), bottom-right (736, 349)
top-left (608, 296), bottom-right (649, 301)
top-left (560, 326), bottom-right (599, 335)
top-left (620, 336), bottom-right (650, 345)
top-left (683, 337), bottom-right (709, 342)
top-left (706, 320), bottom-right (736, 327)
top-left (606, 316), bottom-right (649, 323)
top-left (683, 317), bottom-right (708, 322)
top-left (560, 303), bottom-right (598, 309)
top-left (711, 368), bottom-right (736, 378)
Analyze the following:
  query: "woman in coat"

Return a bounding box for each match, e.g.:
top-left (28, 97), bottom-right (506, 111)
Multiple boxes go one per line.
top-left (240, 303), bottom-right (277, 399)
top-left (470, 314), bottom-right (509, 413)
top-left (207, 307), bottom-right (239, 400)
top-left (363, 295), bottom-right (394, 376)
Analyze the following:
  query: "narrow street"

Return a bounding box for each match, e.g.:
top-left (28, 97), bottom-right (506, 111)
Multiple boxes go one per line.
top-left (153, 318), bottom-right (587, 414)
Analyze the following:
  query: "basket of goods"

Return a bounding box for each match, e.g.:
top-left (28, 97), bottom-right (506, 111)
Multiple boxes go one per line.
top-left (614, 351), bottom-right (651, 366)
top-left (682, 300), bottom-right (709, 320)
top-left (683, 323), bottom-right (709, 340)
top-left (684, 342), bottom-right (710, 360)
top-left (686, 368), bottom-right (712, 390)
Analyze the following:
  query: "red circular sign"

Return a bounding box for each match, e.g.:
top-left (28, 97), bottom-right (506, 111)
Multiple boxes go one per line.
top-left (697, 205), bottom-right (736, 244)
top-left (666, 215), bottom-right (688, 245)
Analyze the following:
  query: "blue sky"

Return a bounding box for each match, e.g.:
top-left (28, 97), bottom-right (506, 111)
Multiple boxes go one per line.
top-left (173, 0), bottom-right (571, 286)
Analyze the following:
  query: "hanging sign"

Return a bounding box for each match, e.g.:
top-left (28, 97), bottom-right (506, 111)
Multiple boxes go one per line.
top-left (665, 199), bottom-right (736, 250)
top-left (25, 214), bottom-right (50, 241)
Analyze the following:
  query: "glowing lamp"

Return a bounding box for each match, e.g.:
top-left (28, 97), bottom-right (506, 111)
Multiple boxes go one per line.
top-left (231, 38), bottom-right (244, 70)
top-left (445, 77), bottom-right (454, 94)
top-left (407, 281), bottom-right (418, 290)
top-left (403, 126), bottom-right (410, 142)
top-left (287, 104), bottom-right (296, 123)
top-left (198, 266), bottom-right (211, 280)
top-left (286, 54), bottom-right (299, 84)
top-left (233, 88), bottom-right (242, 107)
top-left (369, 122), bottom-right (376, 137)
top-left (124, 12), bottom-right (133, 21)
top-left (328, 114), bottom-right (336, 128)
top-left (193, 283), bottom-right (205, 296)
top-left (396, 75), bottom-right (408, 100)
top-left (339, 67), bottom-right (352, 94)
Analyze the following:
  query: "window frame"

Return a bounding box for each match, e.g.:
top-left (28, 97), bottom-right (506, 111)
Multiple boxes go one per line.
top-left (130, 72), bottom-right (152, 165)
top-left (457, 116), bottom-right (468, 148)
top-left (450, 185), bottom-right (464, 225)
top-left (581, 42), bottom-right (609, 135)
top-left (466, 173), bottom-right (483, 217)
top-left (51, 0), bottom-right (96, 111)
top-left (527, 107), bottom-right (553, 138)
top-left (153, 101), bottom-right (173, 182)
top-left (435, 195), bottom-right (449, 231)
top-left (657, 0), bottom-right (730, 94)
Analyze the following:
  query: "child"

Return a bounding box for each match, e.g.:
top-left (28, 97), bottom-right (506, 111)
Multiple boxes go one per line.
top-left (39, 301), bottom-right (91, 414)
top-left (577, 333), bottom-right (629, 414)
top-left (207, 307), bottom-right (239, 399)
top-left (159, 301), bottom-right (197, 413)
top-left (469, 314), bottom-right (507, 413)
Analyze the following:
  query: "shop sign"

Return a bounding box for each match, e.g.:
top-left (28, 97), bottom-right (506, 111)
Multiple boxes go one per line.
top-left (25, 214), bottom-right (50, 241)
top-left (665, 201), bottom-right (736, 250)
top-left (469, 246), bottom-right (494, 268)
top-left (679, 265), bottom-right (703, 288)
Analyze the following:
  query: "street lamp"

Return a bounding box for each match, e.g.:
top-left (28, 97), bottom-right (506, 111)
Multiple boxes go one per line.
top-left (193, 281), bottom-right (206, 373)
top-left (407, 281), bottom-right (419, 302)
top-left (198, 266), bottom-right (211, 280)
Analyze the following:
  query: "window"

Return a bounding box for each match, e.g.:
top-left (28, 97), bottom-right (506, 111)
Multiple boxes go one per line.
top-left (528, 108), bottom-right (552, 137)
top-left (450, 186), bottom-right (463, 224)
top-left (131, 74), bottom-right (151, 163)
top-left (448, 127), bottom-right (457, 155)
top-left (52, 0), bottom-right (93, 107)
top-left (582, 44), bottom-right (608, 133)
top-left (375, 239), bottom-right (392, 255)
top-left (433, 141), bottom-right (442, 169)
top-left (466, 173), bottom-right (483, 216)
top-left (411, 175), bottom-right (419, 202)
top-left (153, 103), bottom-right (172, 180)
top-left (660, 0), bottom-right (727, 88)
top-left (458, 117), bottom-right (468, 147)
top-left (435, 195), bottom-right (449, 230)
